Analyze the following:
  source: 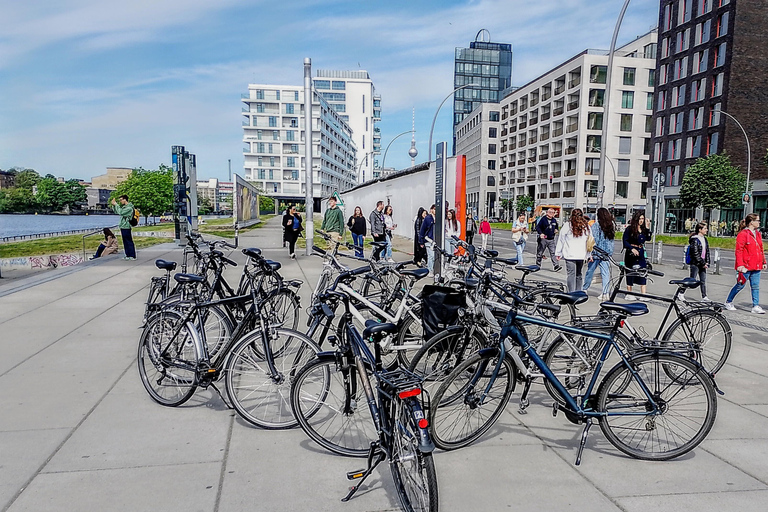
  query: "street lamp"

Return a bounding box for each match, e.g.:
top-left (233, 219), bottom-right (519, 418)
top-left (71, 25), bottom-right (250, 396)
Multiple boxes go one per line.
top-left (381, 130), bottom-right (415, 171)
top-left (719, 110), bottom-right (752, 217)
top-left (428, 83), bottom-right (480, 162)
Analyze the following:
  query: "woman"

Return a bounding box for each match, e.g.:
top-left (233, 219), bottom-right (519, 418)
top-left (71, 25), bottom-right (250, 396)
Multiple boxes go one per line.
top-left (622, 211), bottom-right (651, 301)
top-left (511, 212), bottom-right (529, 264)
top-left (413, 207), bottom-right (426, 266)
top-left (383, 205), bottom-right (396, 262)
top-left (583, 208), bottom-right (615, 300)
top-left (347, 206), bottom-right (366, 258)
top-left (284, 205), bottom-right (302, 259)
top-left (725, 213), bottom-right (766, 314)
top-left (465, 213), bottom-right (477, 246)
top-left (89, 228), bottom-right (118, 260)
top-left (445, 209), bottom-right (461, 254)
top-left (680, 221), bottom-right (711, 302)
top-left (555, 208), bottom-right (590, 292)
top-left (478, 216), bottom-right (491, 251)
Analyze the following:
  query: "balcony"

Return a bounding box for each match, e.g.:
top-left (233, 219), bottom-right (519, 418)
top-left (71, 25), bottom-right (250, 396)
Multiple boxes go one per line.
top-left (540, 132), bottom-right (550, 141)
top-left (529, 116), bottom-right (538, 125)
top-left (509, 141), bottom-right (517, 150)
top-left (551, 149), bottom-right (563, 158)
top-left (527, 175), bottom-right (536, 182)
top-left (552, 169), bottom-right (562, 178)
top-left (541, 112), bottom-right (551, 121)
top-left (538, 192), bottom-right (548, 199)
top-left (539, 153), bottom-right (549, 160)
top-left (500, 145), bottom-right (507, 153)
top-left (519, 139), bottom-right (527, 147)
top-left (501, 129), bottom-right (508, 137)
top-left (565, 168), bottom-right (577, 176)
top-left (502, 112), bottom-right (508, 120)
top-left (528, 154), bottom-right (537, 162)
top-left (563, 190), bottom-right (575, 198)
top-left (519, 121), bottom-right (528, 129)
top-left (567, 100), bottom-right (579, 111)
top-left (517, 159), bottom-right (526, 165)
top-left (554, 84), bottom-right (565, 95)
top-left (553, 127), bottom-right (564, 137)
top-left (549, 192), bottom-right (560, 198)
top-left (565, 146), bottom-right (577, 155)
top-left (568, 76), bottom-right (581, 88)
top-left (542, 91), bottom-right (552, 101)
top-left (553, 107), bottom-right (564, 116)
top-left (529, 136), bottom-right (538, 144)
top-left (531, 97), bottom-right (539, 107)
top-left (500, 161), bottom-right (507, 169)
top-left (509, 124), bottom-right (517, 133)
top-left (566, 123), bottom-right (578, 133)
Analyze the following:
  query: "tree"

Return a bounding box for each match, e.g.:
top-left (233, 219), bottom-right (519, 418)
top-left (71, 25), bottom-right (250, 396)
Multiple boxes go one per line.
top-left (680, 153), bottom-right (745, 214)
top-left (259, 194), bottom-right (274, 213)
top-left (515, 194), bottom-right (534, 215)
top-left (197, 194), bottom-right (212, 215)
top-left (112, 165), bottom-right (174, 221)
top-left (13, 169), bottom-right (41, 190)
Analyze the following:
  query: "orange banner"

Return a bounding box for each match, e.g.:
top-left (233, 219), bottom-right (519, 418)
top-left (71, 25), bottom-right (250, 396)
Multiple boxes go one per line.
top-left (454, 154), bottom-right (467, 246)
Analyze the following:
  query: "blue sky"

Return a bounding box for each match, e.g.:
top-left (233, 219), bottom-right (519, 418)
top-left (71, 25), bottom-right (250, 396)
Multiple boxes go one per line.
top-left (0, 0), bottom-right (659, 182)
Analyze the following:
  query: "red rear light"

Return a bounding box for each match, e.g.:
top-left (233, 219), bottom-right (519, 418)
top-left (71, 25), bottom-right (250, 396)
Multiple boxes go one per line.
top-left (620, 320), bottom-right (625, 328)
top-left (398, 388), bottom-right (421, 399)
top-left (418, 418), bottom-right (429, 429)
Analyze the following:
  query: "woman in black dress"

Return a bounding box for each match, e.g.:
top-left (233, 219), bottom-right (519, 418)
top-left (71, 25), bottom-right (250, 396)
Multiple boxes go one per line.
top-left (284, 205), bottom-right (303, 259)
top-left (622, 210), bottom-right (651, 301)
top-left (413, 207), bottom-right (426, 266)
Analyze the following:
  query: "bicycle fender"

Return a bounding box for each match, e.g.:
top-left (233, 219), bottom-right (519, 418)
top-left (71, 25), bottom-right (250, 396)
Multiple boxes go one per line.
top-left (406, 399), bottom-right (435, 453)
top-left (314, 351), bottom-right (338, 363)
top-left (478, 347), bottom-right (501, 358)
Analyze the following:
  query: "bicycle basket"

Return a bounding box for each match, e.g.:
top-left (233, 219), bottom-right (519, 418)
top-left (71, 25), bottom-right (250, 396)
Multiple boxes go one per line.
top-left (420, 285), bottom-right (466, 341)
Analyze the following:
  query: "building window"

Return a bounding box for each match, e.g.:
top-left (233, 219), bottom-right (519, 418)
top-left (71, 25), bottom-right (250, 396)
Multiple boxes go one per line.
top-left (644, 43), bottom-right (657, 59)
top-left (587, 112), bottom-right (603, 130)
top-left (617, 159), bottom-right (631, 177)
top-left (585, 158), bottom-right (600, 175)
top-left (273, 130), bottom-right (279, 140)
top-left (257, 142), bottom-right (265, 153)
top-left (659, 64), bottom-right (669, 85)
top-left (641, 182), bottom-right (648, 199)
top-left (269, 116), bottom-right (277, 127)
top-left (275, 91), bottom-right (280, 100)
top-left (256, 103), bottom-right (265, 113)
top-left (258, 169), bottom-right (265, 179)
top-left (689, 107), bottom-right (704, 129)
top-left (718, 0), bottom-right (730, 6)
top-left (586, 135), bottom-right (601, 152)
top-left (707, 132), bottom-right (719, 155)
top-left (714, 42), bottom-right (727, 67)
top-left (645, 92), bottom-right (653, 111)
top-left (488, 160), bottom-right (496, 170)
top-left (588, 89), bottom-right (605, 107)
top-left (673, 85), bottom-right (687, 107)
top-left (716, 11), bottom-right (729, 37)
top-left (291, 144), bottom-right (299, 153)
top-left (256, 130), bottom-right (263, 140)
top-left (668, 138), bottom-right (682, 160)
top-left (332, 81), bottom-right (346, 90)
top-left (489, 127), bottom-right (497, 138)
top-left (695, 20), bottom-right (711, 45)
top-left (256, 89), bottom-right (264, 99)
top-left (286, 131), bottom-right (295, 141)
top-left (618, 137), bottom-right (632, 154)
top-left (676, 28), bottom-right (690, 53)
top-left (285, 103), bottom-right (294, 114)
top-left (699, 0), bottom-right (713, 16)
top-left (489, 111), bottom-right (500, 122)
top-left (670, 111), bottom-right (684, 134)
top-left (690, 78), bottom-right (706, 102)
top-left (686, 135), bottom-right (702, 158)
top-left (623, 67), bottom-right (636, 86)
top-left (488, 144), bottom-right (497, 154)
top-left (620, 114), bottom-right (633, 132)
top-left (693, 49), bottom-right (709, 73)
top-left (315, 80), bottom-right (330, 89)
top-left (663, 3), bottom-right (673, 31)
top-left (655, 117), bottom-right (665, 137)
top-left (657, 91), bottom-right (668, 111)
top-left (294, 91), bottom-right (299, 101)
top-left (590, 65), bottom-right (607, 84)
top-left (645, 115), bottom-right (653, 133)
top-left (616, 181), bottom-right (629, 199)
top-left (673, 57), bottom-right (688, 80)
top-left (711, 73), bottom-right (724, 96)
top-left (654, 142), bottom-right (663, 162)
top-left (621, 91), bottom-right (634, 109)
top-left (679, 0), bottom-right (692, 23)
top-left (648, 69), bottom-right (656, 88)
top-left (709, 102), bottom-right (721, 126)
top-left (286, 157), bottom-right (296, 167)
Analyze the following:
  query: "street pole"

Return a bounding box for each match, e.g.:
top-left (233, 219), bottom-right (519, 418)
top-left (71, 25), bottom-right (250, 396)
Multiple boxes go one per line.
top-left (720, 110), bottom-right (752, 217)
top-left (303, 58), bottom-right (314, 256)
top-left (428, 83), bottom-right (479, 162)
top-left (381, 130), bottom-right (414, 170)
top-left (651, 171), bottom-right (663, 264)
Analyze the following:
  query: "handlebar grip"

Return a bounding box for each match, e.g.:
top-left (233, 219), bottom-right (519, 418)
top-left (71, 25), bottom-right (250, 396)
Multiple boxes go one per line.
top-left (221, 241), bottom-right (236, 249)
top-left (312, 245), bottom-right (327, 255)
top-left (647, 269), bottom-right (664, 277)
top-left (351, 265), bottom-right (372, 276)
top-left (221, 256), bottom-right (238, 267)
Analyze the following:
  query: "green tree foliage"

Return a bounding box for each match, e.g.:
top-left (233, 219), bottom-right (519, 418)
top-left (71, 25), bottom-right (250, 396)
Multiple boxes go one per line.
top-left (13, 169), bottom-right (41, 190)
top-left (197, 194), bottom-right (212, 215)
top-left (35, 177), bottom-right (87, 212)
top-left (680, 153), bottom-right (745, 210)
top-left (515, 194), bottom-right (535, 214)
top-left (0, 168), bottom-right (40, 212)
top-left (112, 165), bottom-right (173, 220)
top-left (259, 194), bottom-right (275, 213)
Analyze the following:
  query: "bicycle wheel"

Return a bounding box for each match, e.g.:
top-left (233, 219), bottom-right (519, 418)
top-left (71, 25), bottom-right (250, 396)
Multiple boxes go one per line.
top-left (137, 311), bottom-right (200, 407)
top-left (429, 351), bottom-right (514, 450)
top-left (290, 358), bottom-right (377, 457)
top-left (198, 304), bottom-right (234, 358)
top-left (262, 289), bottom-right (301, 331)
top-left (390, 400), bottom-right (439, 512)
top-left (393, 307), bottom-right (424, 369)
top-left (597, 352), bottom-right (717, 461)
top-left (661, 309), bottom-right (731, 374)
top-left (520, 287), bottom-right (575, 351)
top-left (144, 276), bottom-right (168, 321)
top-left (225, 328), bottom-right (320, 429)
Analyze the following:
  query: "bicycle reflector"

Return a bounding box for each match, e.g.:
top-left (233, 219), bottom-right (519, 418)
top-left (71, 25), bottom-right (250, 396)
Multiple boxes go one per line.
top-left (398, 388), bottom-right (421, 399)
top-left (418, 418), bottom-right (429, 429)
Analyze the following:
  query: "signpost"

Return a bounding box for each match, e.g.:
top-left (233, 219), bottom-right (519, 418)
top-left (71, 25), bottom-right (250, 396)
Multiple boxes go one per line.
top-left (434, 142), bottom-right (446, 276)
top-left (651, 170), bottom-right (665, 264)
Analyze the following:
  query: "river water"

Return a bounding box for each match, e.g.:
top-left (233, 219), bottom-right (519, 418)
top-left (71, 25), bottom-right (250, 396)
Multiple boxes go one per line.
top-left (0, 214), bottom-right (147, 238)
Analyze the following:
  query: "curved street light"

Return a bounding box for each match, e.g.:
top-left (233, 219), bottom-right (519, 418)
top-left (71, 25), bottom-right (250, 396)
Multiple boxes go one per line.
top-left (380, 130), bottom-right (414, 171)
top-left (428, 83), bottom-right (481, 162)
top-left (719, 110), bottom-right (752, 217)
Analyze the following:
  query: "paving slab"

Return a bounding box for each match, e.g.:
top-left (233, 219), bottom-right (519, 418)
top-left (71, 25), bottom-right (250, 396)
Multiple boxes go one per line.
top-left (616, 490), bottom-right (768, 512)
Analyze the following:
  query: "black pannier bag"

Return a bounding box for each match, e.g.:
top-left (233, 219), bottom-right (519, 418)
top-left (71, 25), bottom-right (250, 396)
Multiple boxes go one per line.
top-left (420, 285), bottom-right (466, 341)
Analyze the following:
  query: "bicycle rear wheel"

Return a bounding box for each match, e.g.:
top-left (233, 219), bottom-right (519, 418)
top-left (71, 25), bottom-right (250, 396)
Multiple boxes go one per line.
top-left (597, 353), bottom-right (717, 461)
top-left (661, 309), bottom-right (731, 374)
top-left (262, 289), bottom-right (301, 331)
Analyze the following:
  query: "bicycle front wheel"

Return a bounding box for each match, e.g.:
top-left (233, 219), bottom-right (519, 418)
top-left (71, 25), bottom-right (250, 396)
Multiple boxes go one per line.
top-left (225, 328), bottom-right (320, 429)
top-left (661, 309), bottom-right (731, 375)
top-left (262, 289), bottom-right (301, 331)
top-left (597, 353), bottom-right (717, 461)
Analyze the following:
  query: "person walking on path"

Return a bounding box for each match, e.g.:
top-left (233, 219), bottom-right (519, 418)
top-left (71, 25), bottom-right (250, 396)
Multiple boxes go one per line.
top-left (320, 196), bottom-right (344, 241)
top-left (583, 207), bottom-right (615, 300)
top-left (511, 212), bottom-right (529, 264)
top-left (680, 221), bottom-right (711, 302)
top-left (89, 228), bottom-right (119, 260)
top-left (445, 209), bottom-right (461, 254)
top-left (685, 217), bottom-right (693, 232)
top-left (347, 206), bottom-right (366, 258)
top-left (383, 205), bottom-right (397, 261)
top-left (478, 216), bottom-right (491, 252)
top-left (555, 208), bottom-right (591, 292)
top-left (282, 207), bottom-right (291, 247)
top-left (284, 205), bottom-right (303, 259)
top-left (725, 213), bottom-right (766, 314)
top-left (535, 208), bottom-right (561, 271)
top-left (110, 195), bottom-right (136, 260)
top-left (413, 207), bottom-right (427, 266)
top-left (710, 218), bottom-right (718, 237)
top-left (465, 213), bottom-right (477, 246)
top-left (369, 201), bottom-right (386, 260)
top-left (622, 210), bottom-right (651, 301)
top-left (419, 204), bottom-right (436, 275)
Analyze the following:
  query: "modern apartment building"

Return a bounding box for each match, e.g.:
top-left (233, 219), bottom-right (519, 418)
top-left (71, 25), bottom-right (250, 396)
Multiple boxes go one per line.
top-left (91, 167), bottom-right (132, 190)
top-left (314, 70), bottom-right (380, 184)
top-left (650, 0), bottom-right (768, 232)
top-left (241, 84), bottom-right (357, 204)
top-left (496, 31), bottom-right (658, 224)
top-left (453, 31), bottom-right (512, 152)
top-left (455, 102), bottom-right (502, 218)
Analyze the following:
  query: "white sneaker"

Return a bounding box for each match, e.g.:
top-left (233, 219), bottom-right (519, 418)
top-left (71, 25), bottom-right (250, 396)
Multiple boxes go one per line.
top-left (752, 306), bottom-right (765, 314)
top-left (625, 294), bottom-right (637, 301)
top-left (724, 302), bottom-right (736, 311)
top-left (701, 297), bottom-right (711, 302)
top-left (639, 296), bottom-right (651, 302)
top-left (387, 258), bottom-right (395, 263)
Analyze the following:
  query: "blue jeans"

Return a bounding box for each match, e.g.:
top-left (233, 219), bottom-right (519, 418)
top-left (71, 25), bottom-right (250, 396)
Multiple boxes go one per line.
top-left (514, 239), bottom-right (525, 264)
top-left (727, 270), bottom-right (761, 306)
top-left (583, 259), bottom-right (611, 295)
top-left (425, 241), bottom-right (435, 273)
top-left (120, 228), bottom-right (136, 258)
top-left (351, 233), bottom-right (364, 258)
top-left (385, 233), bottom-right (393, 259)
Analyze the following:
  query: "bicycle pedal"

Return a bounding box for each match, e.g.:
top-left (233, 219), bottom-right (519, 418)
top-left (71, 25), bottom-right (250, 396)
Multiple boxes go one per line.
top-left (346, 470), bottom-right (365, 480)
top-left (552, 402), bottom-right (559, 417)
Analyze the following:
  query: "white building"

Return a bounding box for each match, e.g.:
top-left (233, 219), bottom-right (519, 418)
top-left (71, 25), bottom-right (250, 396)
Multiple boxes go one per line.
top-left (313, 70), bottom-right (381, 184)
top-left (496, 30), bottom-right (658, 223)
top-left (241, 84), bottom-right (357, 203)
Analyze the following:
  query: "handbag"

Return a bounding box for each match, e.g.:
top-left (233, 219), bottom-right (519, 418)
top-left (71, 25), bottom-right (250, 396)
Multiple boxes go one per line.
top-left (586, 233), bottom-right (596, 252)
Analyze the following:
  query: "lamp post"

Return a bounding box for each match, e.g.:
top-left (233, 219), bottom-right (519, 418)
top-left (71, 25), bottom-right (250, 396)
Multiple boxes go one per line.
top-left (356, 151), bottom-right (375, 181)
top-left (720, 110), bottom-right (752, 217)
top-left (381, 130), bottom-right (415, 171)
top-left (428, 83), bottom-right (480, 162)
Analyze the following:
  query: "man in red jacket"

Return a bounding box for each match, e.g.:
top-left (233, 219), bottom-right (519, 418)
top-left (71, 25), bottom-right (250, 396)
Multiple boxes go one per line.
top-left (725, 214), bottom-right (767, 314)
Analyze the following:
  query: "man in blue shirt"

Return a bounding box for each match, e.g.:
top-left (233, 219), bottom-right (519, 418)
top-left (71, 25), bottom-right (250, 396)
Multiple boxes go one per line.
top-left (535, 208), bottom-right (561, 271)
top-left (419, 204), bottom-right (436, 275)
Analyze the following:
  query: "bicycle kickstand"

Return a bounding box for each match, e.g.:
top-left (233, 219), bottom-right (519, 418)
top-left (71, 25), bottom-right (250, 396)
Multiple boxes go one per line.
top-left (209, 382), bottom-right (234, 410)
top-left (574, 418), bottom-right (594, 466)
top-left (518, 377), bottom-right (533, 414)
top-left (342, 442), bottom-right (385, 502)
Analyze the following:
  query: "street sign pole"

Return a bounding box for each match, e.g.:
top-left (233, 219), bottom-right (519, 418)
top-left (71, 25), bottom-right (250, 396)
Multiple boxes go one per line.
top-left (651, 171), bottom-right (664, 264)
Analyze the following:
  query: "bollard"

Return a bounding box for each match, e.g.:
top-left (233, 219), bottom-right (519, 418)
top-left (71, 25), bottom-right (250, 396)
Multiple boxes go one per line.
top-left (656, 241), bottom-right (663, 264)
top-left (714, 248), bottom-right (721, 275)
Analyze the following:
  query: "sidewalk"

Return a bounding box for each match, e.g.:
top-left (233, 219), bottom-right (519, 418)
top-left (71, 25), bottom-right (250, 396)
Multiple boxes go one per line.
top-left (1, 216), bottom-right (767, 511)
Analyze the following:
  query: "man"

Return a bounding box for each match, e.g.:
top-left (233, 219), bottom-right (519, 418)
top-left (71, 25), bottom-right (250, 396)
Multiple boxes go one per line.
top-left (369, 200), bottom-right (386, 260)
top-left (320, 196), bottom-right (344, 241)
top-left (535, 207), bottom-right (560, 271)
top-left (110, 194), bottom-right (136, 260)
top-left (419, 204), bottom-right (436, 275)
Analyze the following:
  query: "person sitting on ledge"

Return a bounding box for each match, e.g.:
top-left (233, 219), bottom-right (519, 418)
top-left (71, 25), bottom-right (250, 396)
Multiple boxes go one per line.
top-left (89, 228), bottom-right (118, 260)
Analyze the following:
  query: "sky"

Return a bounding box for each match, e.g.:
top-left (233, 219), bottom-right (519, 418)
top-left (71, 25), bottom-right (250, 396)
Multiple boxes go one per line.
top-left (0, 0), bottom-right (660, 183)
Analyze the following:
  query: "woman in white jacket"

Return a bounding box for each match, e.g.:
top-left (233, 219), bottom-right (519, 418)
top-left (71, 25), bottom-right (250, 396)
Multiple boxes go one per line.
top-left (555, 208), bottom-right (591, 292)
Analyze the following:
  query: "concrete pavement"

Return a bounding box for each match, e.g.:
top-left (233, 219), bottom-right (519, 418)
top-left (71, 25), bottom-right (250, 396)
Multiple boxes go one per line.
top-left (1, 216), bottom-right (768, 512)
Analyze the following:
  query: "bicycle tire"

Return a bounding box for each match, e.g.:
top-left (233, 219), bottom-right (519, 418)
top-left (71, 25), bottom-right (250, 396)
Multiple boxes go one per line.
top-left (520, 287), bottom-right (576, 351)
top-left (392, 307), bottom-right (425, 369)
top-left (661, 309), bottom-right (731, 375)
top-left (390, 400), bottom-right (439, 512)
top-left (137, 311), bottom-right (200, 407)
top-left (290, 358), bottom-right (377, 457)
top-left (225, 328), bottom-right (320, 429)
top-left (597, 352), bottom-right (717, 461)
top-left (261, 289), bottom-right (301, 331)
top-left (429, 351), bottom-right (514, 451)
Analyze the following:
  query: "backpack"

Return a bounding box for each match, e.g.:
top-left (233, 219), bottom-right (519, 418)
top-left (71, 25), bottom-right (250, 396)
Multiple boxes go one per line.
top-left (684, 243), bottom-right (692, 265)
top-left (129, 207), bottom-right (140, 227)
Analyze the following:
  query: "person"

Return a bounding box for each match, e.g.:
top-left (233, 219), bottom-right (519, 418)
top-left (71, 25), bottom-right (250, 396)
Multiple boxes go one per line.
top-left (465, 213), bottom-right (477, 246)
top-left (347, 206), bottom-right (366, 258)
top-left (725, 213), bottom-right (766, 314)
top-left (413, 208), bottom-right (427, 266)
top-left (583, 207), bottom-right (615, 300)
top-left (89, 228), bottom-right (118, 260)
top-left (383, 204), bottom-right (397, 262)
top-left (369, 201), bottom-right (386, 260)
top-left (684, 217), bottom-right (693, 232)
top-left (719, 219), bottom-right (727, 237)
top-left (110, 195), bottom-right (136, 260)
top-left (731, 219), bottom-right (739, 237)
top-left (535, 208), bottom-right (561, 271)
top-left (478, 216), bottom-right (491, 251)
top-left (555, 208), bottom-right (591, 292)
top-left (282, 207), bottom-right (289, 247)
top-left (445, 209), bottom-right (461, 254)
top-left (419, 204), bottom-right (436, 275)
top-left (622, 211), bottom-right (651, 301)
top-left (284, 205), bottom-right (302, 259)
top-left (710, 218), bottom-right (718, 237)
top-left (681, 221), bottom-right (711, 302)
top-left (511, 212), bottom-right (529, 264)
top-left (320, 196), bottom-right (344, 240)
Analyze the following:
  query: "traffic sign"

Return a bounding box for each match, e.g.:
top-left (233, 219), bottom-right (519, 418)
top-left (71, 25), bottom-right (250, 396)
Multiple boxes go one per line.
top-left (526, 206), bottom-right (532, 211)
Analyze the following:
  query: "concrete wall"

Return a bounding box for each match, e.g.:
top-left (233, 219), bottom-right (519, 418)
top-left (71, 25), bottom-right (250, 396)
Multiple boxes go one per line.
top-left (0, 253), bottom-right (84, 271)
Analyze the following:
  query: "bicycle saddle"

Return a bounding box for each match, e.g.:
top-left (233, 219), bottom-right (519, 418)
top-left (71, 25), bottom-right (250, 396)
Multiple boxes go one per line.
top-left (263, 260), bottom-right (281, 272)
top-left (497, 257), bottom-right (518, 266)
top-left (599, 302), bottom-right (648, 316)
top-left (516, 265), bottom-right (540, 273)
top-left (155, 259), bottom-right (177, 271)
top-left (242, 248), bottom-right (262, 259)
top-left (371, 241), bottom-right (388, 248)
top-left (400, 268), bottom-right (430, 280)
top-left (174, 273), bottom-right (205, 284)
top-left (550, 291), bottom-right (588, 305)
top-left (363, 321), bottom-right (398, 339)
top-left (669, 277), bottom-right (702, 289)
top-left (484, 250), bottom-right (499, 258)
